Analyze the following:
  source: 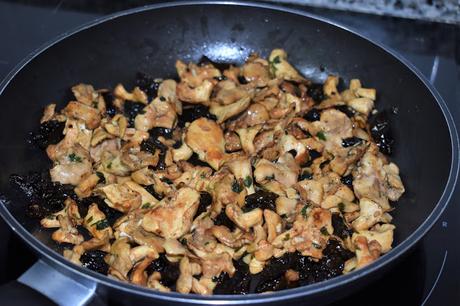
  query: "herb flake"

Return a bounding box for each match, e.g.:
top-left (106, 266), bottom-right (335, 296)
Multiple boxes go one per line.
top-left (231, 180), bottom-right (243, 193)
top-left (269, 55), bottom-right (281, 75)
top-left (301, 204), bottom-right (309, 218)
top-left (312, 242), bottom-right (322, 249)
top-left (316, 131), bottom-right (327, 141)
top-left (141, 202), bottom-right (152, 209)
top-left (93, 219), bottom-right (110, 230)
top-left (338, 202), bottom-right (345, 212)
top-left (68, 153), bottom-right (82, 163)
top-left (243, 176), bottom-right (253, 187)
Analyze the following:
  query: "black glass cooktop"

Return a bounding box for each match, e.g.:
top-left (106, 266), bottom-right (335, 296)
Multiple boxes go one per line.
top-left (0, 1), bottom-right (458, 305)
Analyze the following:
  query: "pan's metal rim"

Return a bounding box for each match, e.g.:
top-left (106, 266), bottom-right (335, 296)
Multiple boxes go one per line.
top-left (0, 1), bottom-right (458, 304)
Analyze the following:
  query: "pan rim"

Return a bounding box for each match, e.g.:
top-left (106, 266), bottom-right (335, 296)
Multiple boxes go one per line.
top-left (0, 1), bottom-right (458, 304)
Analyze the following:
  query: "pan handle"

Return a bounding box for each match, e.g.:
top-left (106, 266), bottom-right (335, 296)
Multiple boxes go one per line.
top-left (14, 259), bottom-right (97, 306)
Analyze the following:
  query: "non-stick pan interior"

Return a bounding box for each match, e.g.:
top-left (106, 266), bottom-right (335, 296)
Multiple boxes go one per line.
top-left (0, 4), bottom-right (452, 256)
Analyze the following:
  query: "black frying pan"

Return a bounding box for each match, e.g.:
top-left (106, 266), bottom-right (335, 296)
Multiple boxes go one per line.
top-left (0, 2), bottom-right (458, 305)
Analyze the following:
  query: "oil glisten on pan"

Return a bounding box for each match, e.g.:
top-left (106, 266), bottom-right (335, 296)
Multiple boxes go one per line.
top-left (11, 49), bottom-right (403, 294)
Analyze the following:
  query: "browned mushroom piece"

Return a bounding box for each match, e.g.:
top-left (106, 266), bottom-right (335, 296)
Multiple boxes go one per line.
top-left (63, 101), bottom-right (101, 129)
top-left (49, 144), bottom-right (93, 186)
top-left (45, 198), bottom-right (84, 245)
top-left (214, 80), bottom-right (250, 105)
top-left (254, 153), bottom-right (299, 188)
top-left (114, 83), bottom-right (148, 104)
top-left (353, 145), bottom-right (405, 210)
top-left (209, 96), bottom-right (251, 123)
top-left (72, 83), bottom-right (99, 105)
top-left (241, 54), bottom-right (271, 87)
top-left (353, 236), bottom-right (382, 268)
top-left (290, 207), bottom-right (333, 259)
top-left (185, 118), bottom-right (227, 170)
top-left (134, 96), bottom-right (177, 131)
top-left (97, 183), bottom-right (142, 213)
top-left (142, 187), bottom-right (200, 238)
top-left (268, 49), bottom-right (305, 82)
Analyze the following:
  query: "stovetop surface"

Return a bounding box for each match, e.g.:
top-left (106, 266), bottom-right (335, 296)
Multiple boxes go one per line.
top-left (0, 1), bottom-right (458, 305)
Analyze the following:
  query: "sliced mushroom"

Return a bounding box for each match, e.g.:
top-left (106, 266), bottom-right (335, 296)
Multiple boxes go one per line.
top-left (185, 118), bottom-right (226, 170)
top-left (268, 49), bottom-right (304, 82)
top-left (83, 203), bottom-right (113, 240)
top-left (40, 103), bottom-right (56, 123)
top-left (63, 101), bottom-right (101, 129)
top-left (192, 278), bottom-right (213, 295)
top-left (225, 204), bottom-right (262, 231)
top-left (353, 147), bottom-right (404, 210)
top-left (235, 125), bottom-right (262, 155)
top-left (323, 75), bottom-right (340, 99)
top-left (98, 183), bottom-right (142, 213)
top-left (353, 223), bottom-right (395, 253)
top-left (158, 79), bottom-right (181, 114)
top-left (354, 236), bottom-right (381, 269)
top-left (201, 252), bottom-right (235, 278)
top-left (124, 181), bottom-right (159, 207)
top-left (176, 60), bottom-right (221, 87)
top-left (40, 198), bottom-right (82, 229)
top-left (176, 256), bottom-right (193, 294)
top-left (264, 209), bottom-right (282, 243)
top-left (100, 151), bottom-right (131, 176)
top-left (209, 96), bottom-right (251, 123)
top-left (278, 134), bottom-right (308, 165)
top-left (142, 187), bottom-right (200, 238)
top-left (383, 163), bottom-right (405, 201)
top-left (254, 239), bottom-right (274, 262)
top-left (72, 83), bottom-right (99, 105)
top-left (114, 84), bottom-right (148, 104)
top-left (275, 196), bottom-right (297, 217)
top-left (352, 198), bottom-right (383, 231)
top-left (208, 169), bottom-right (247, 215)
top-left (131, 256), bottom-right (156, 286)
top-left (225, 157), bottom-right (255, 194)
top-left (147, 272), bottom-right (171, 292)
top-left (214, 80), bottom-right (250, 105)
top-left (47, 119), bottom-right (92, 160)
top-left (241, 55), bottom-right (270, 87)
top-left (106, 237), bottom-right (133, 278)
top-left (291, 207), bottom-right (333, 259)
top-left (210, 226), bottom-right (253, 248)
top-left (49, 144), bottom-right (93, 186)
top-left (347, 97), bottom-right (374, 116)
top-left (51, 215), bottom-right (84, 245)
top-left (134, 96), bottom-right (177, 131)
top-left (230, 103), bottom-right (270, 130)
top-left (90, 138), bottom-right (120, 163)
top-left (177, 80), bottom-right (214, 104)
top-left (249, 256), bottom-right (265, 274)
top-left (254, 154), bottom-right (299, 187)
top-left (296, 179), bottom-right (323, 206)
top-left (172, 135), bottom-right (193, 162)
top-left (173, 163), bottom-right (212, 192)
top-left (74, 173), bottom-right (100, 198)
top-left (104, 114), bottom-right (128, 138)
